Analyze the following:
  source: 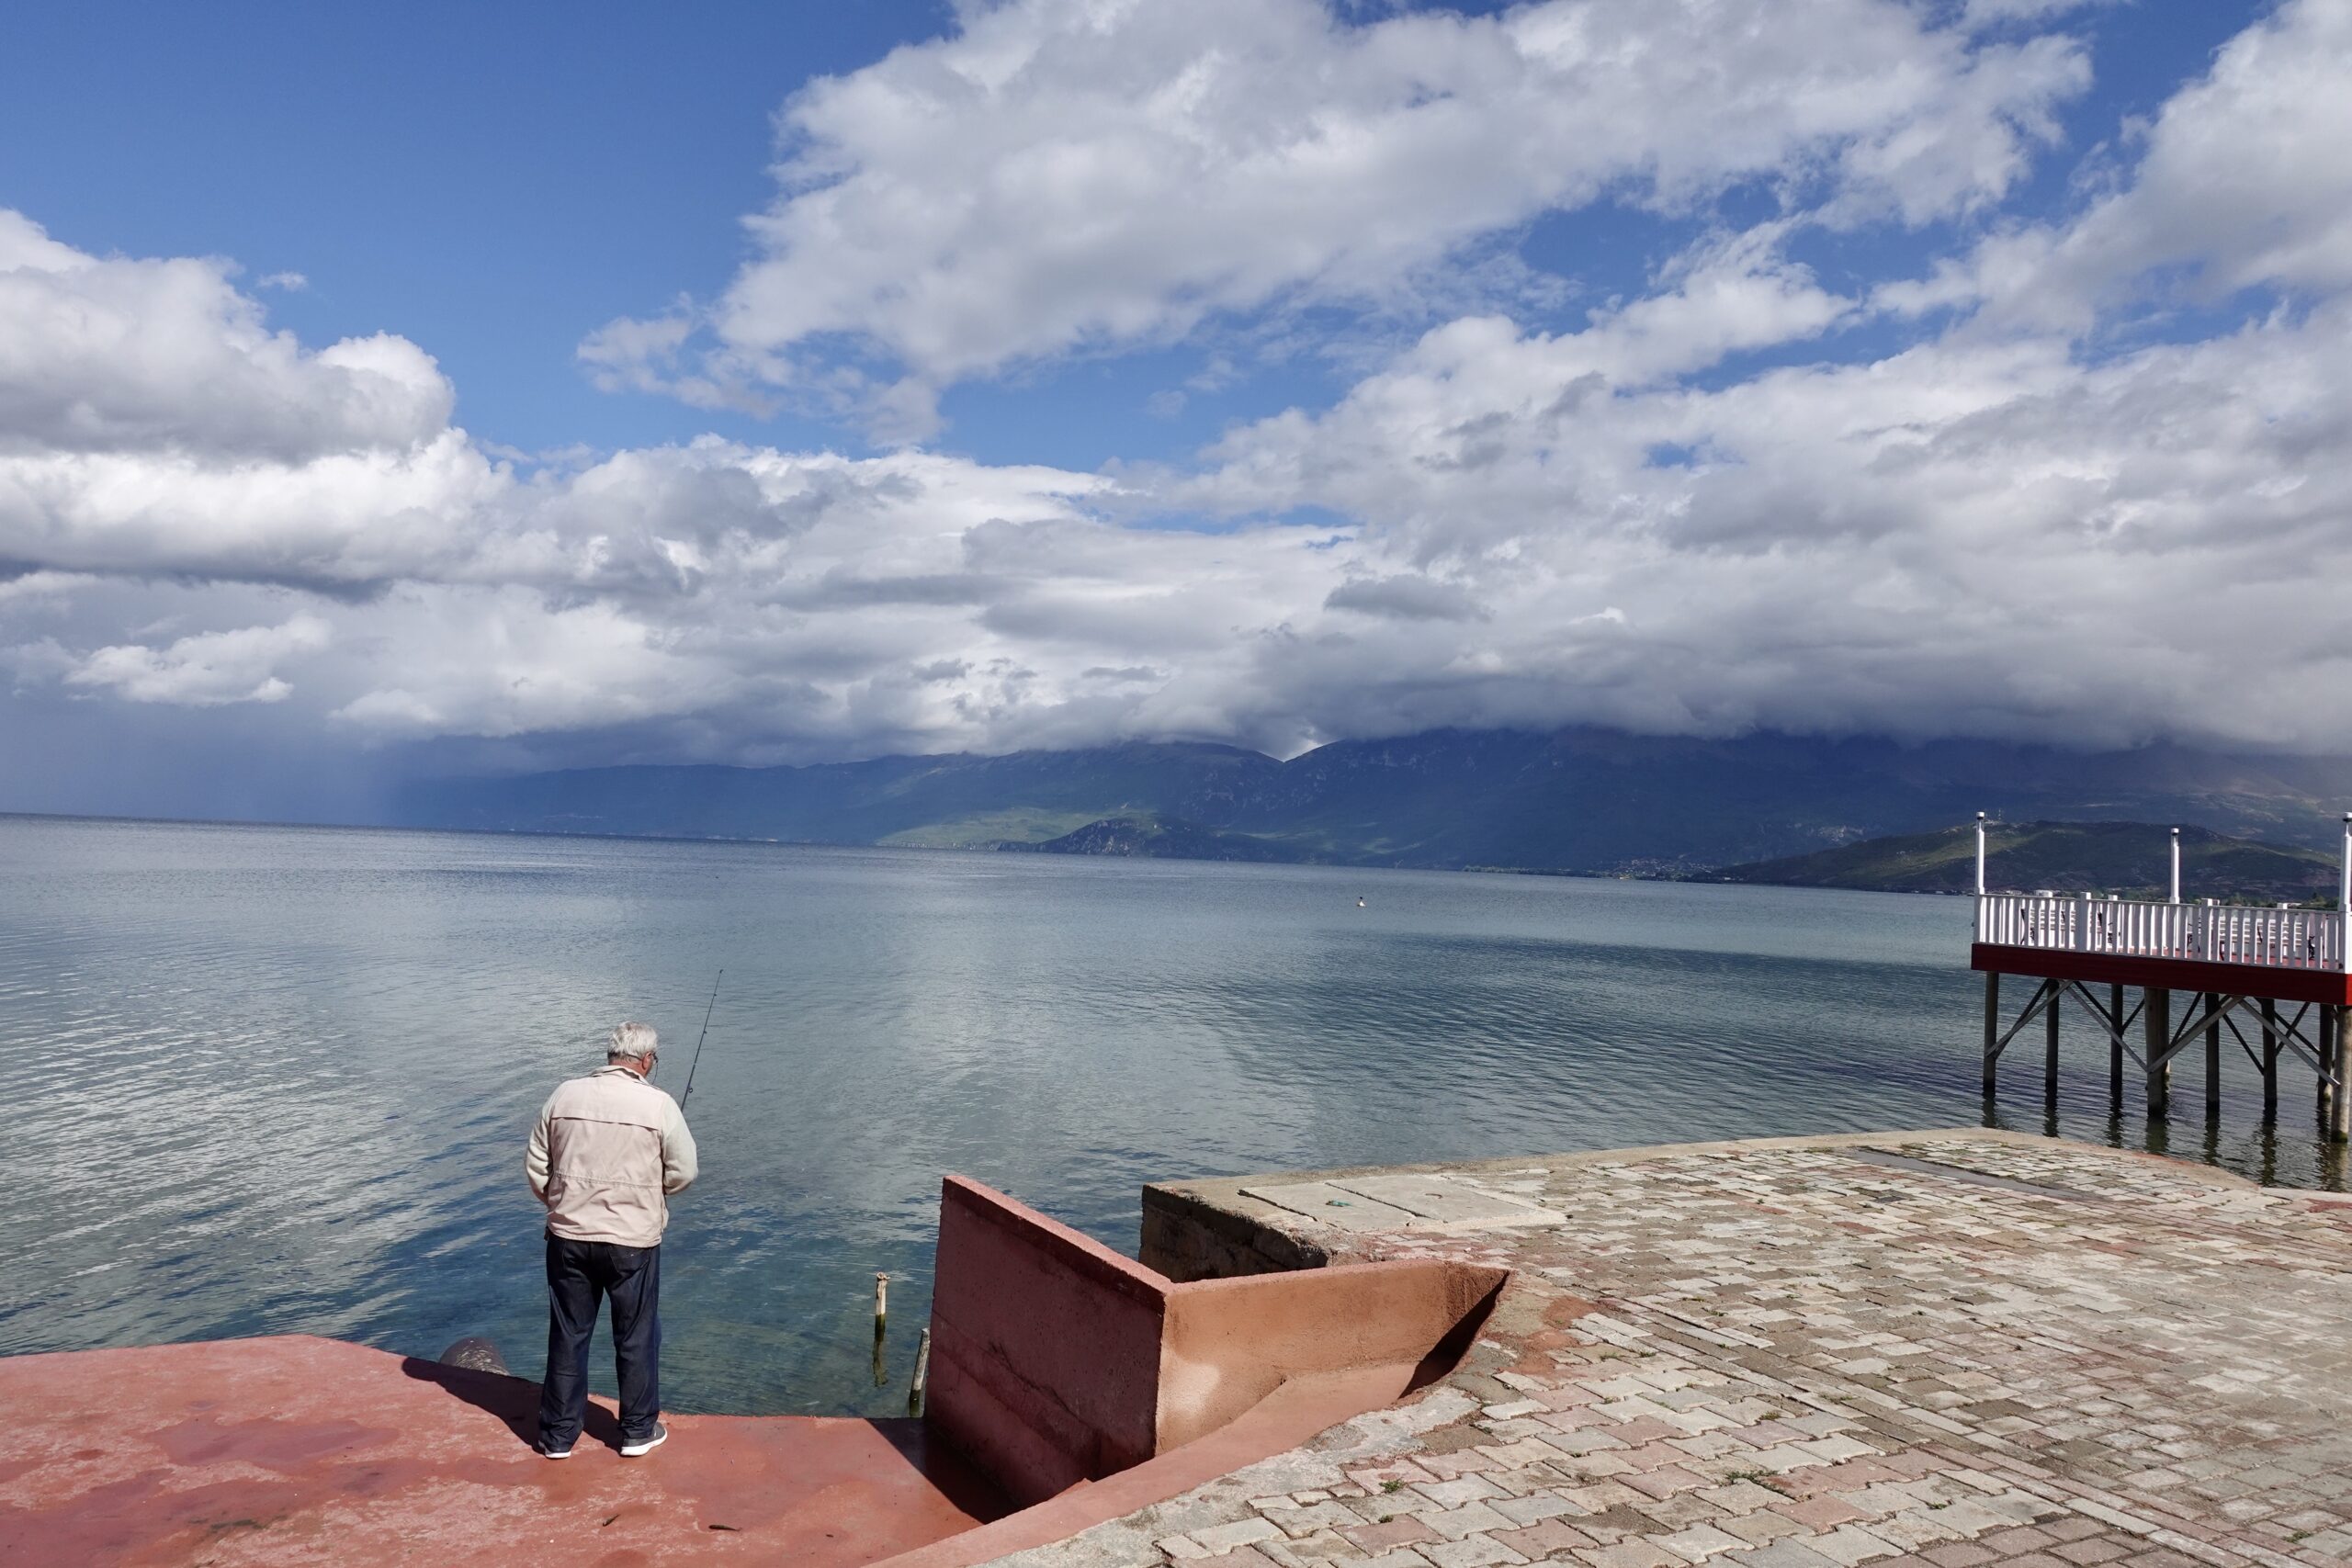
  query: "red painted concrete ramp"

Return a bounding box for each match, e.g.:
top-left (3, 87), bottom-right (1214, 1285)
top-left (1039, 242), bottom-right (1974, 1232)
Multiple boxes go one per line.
top-left (0, 1335), bottom-right (1005, 1567)
top-left (925, 1175), bottom-right (1508, 1511)
top-left (0, 1182), bottom-right (1510, 1565)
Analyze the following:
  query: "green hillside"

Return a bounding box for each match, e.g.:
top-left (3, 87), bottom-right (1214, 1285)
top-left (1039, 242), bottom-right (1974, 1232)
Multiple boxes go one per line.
top-left (1717, 820), bottom-right (2338, 902)
top-left (1002, 814), bottom-right (1306, 863)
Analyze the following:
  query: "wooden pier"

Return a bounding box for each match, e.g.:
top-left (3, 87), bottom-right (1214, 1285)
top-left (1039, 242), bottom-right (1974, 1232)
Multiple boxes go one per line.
top-left (1973, 812), bottom-right (2352, 1137)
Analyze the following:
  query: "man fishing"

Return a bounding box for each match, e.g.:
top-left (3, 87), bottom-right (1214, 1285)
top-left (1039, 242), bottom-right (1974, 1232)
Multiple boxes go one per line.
top-left (525, 1020), bottom-right (698, 1460)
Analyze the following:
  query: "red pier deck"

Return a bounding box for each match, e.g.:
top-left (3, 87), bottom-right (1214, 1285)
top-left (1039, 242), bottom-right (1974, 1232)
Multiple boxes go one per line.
top-left (1971, 942), bottom-right (2352, 1007)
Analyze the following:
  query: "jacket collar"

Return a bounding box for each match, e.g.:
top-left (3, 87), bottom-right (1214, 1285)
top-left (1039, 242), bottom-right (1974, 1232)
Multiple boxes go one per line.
top-left (594, 1062), bottom-right (651, 1084)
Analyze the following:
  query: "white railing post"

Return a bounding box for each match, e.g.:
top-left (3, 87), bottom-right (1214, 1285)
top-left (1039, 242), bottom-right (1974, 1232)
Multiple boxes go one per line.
top-left (2339, 812), bottom-right (2351, 970)
top-left (2170, 827), bottom-right (2181, 906)
top-left (1975, 812), bottom-right (1987, 897)
top-left (1973, 813), bottom-right (1988, 942)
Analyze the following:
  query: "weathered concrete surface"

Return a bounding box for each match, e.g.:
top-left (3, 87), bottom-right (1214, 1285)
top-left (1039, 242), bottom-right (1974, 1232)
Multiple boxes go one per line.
top-left (0, 1334), bottom-right (1005, 1566)
top-left (1239, 1178), bottom-right (1563, 1234)
top-left (997, 1128), bottom-right (2352, 1568)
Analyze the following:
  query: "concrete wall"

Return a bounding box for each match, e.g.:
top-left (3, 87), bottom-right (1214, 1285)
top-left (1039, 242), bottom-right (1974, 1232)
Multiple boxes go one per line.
top-left (1140, 1180), bottom-right (1331, 1282)
top-left (927, 1175), bottom-right (1169, 1506)
top-left (1157, 1259), bottom-right (1506, 1450)
top-left (927, 1176), bottom-right (1507, 1508)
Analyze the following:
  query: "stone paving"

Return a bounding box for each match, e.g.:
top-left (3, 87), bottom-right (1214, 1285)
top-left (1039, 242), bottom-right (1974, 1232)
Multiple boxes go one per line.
top-left (984, 1130), bottom-right (2352, 1568)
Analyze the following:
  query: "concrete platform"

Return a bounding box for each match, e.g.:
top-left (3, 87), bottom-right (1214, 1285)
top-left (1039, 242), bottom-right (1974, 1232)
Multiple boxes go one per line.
top-left (1009, 1128), bottom-right (2352, 1568)
top-left (17, 1132), bottom-right (2352, 1568)
top-left (0, 1177), bottom-right (1502, 1568)
top-left (0, 1335), bottom-right (1005, 1566)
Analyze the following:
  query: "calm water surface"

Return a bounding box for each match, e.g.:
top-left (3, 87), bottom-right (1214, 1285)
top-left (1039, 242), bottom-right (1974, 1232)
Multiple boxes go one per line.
top-left (5, 815), bottom-right (2338, 1415)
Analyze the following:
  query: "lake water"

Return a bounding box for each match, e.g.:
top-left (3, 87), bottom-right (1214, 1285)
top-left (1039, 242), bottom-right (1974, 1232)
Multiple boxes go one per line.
top-left (5, 814), bottom-right (2339, 1416)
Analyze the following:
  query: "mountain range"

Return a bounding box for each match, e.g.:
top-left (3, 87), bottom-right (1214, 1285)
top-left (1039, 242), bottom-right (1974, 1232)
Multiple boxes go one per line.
top-left (390, 727), bottom-right (2352, 874)
top-left (1717, 820), bottom-right (2340, 902)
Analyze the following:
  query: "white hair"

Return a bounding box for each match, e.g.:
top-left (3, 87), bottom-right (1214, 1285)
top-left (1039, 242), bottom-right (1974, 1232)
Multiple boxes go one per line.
top-left (606, 1021), bottom-right (660, 1063)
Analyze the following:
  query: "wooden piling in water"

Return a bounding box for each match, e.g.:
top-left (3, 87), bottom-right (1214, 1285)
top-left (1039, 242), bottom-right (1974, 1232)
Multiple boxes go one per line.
top-left (2147, 987), bottom-right (2171, 1119)
top-left (2044, 981), bottom-right (2061, 1100)
top-left (2205, 991), bottom-right (2222, 1116)
top-left (908, 1327), bottom-right (932, 1417)
top-left (2322, 1007), bottom-right (2335, 1129)
top-left (2262, 998), bottom-right (2279, 1124)
top-left (1983, 972), bottom-right (2000, 1094)
top-left (2109, 984), bottom-right (2125, 1104)
top-left (2331, 1009), bottom-right (2350, 1144)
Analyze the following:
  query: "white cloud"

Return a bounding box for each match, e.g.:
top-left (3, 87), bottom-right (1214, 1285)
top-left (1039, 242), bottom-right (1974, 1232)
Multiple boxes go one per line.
top-left (1883, 0), bottom-right (2352, 328)
top-left (0, 433), bottom-right (503, 586)
top-left (0, 205), bottom-right (1305, 749)
top-left (2066, 0), bottom-right (2352, 298)
top-left (1184, 202), bottom-right (2352, 749)
top-left (325, 592), bottom-right (718, 737)
top-left (1960, 0), bottom-right (2120, 29)
top-left (587, 0), bottom-right (2088, 428)
top-left (0, 213), bottom-right (450, 461)
top-left (65, 615), bottom-right (330, 705)
top-left (6, 2), bottom-right (2352, 773)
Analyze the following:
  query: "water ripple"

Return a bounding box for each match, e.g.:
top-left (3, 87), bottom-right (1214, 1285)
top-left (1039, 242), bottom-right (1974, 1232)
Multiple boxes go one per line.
top-left (2, 817), bottom-right (2335, 1415)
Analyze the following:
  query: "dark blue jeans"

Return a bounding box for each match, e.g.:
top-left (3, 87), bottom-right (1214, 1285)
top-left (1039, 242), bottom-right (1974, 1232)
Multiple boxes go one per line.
top-left (536, 1235), bottom-right (662, 1447)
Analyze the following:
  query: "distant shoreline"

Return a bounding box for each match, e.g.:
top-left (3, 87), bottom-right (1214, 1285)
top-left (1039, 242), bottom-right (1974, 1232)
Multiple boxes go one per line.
top-left (6, 807), bottom-right (2324, 907)
top-left (0, 807), bottom-right (1781, 889)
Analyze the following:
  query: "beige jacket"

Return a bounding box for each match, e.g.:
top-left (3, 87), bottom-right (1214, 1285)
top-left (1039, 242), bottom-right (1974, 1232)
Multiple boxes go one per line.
top-left (526, 1065), bottom-right (698, 1247)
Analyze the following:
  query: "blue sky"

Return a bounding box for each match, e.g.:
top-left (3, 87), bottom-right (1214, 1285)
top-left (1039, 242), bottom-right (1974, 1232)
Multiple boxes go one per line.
top-left (0, 0), bottom-right (2256, 467)
top-left (2, 0), bottom-right (2346, 818)
top-left (0, 2), bottom-right (938, 457)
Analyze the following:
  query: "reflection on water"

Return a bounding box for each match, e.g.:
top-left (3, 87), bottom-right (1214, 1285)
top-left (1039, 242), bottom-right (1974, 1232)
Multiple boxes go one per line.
top-left (3, 814), bottom-right (2337, 1416)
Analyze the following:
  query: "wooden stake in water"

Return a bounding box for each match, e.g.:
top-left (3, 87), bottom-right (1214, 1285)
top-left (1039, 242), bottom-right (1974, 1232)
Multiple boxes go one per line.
top-left (872, 1270), bottom-right (891, 1387)
top-left (908, 1326), bottom-right (932, 1417)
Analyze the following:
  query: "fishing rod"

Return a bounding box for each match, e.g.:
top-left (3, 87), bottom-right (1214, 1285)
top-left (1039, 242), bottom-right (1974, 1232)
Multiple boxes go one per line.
top-left (678, 968), bottom-right (722, 1110)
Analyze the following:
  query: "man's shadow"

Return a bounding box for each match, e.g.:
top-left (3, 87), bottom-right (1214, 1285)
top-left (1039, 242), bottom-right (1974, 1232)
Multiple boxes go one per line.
top-left (399, 1357), bottom-right (624, 1450)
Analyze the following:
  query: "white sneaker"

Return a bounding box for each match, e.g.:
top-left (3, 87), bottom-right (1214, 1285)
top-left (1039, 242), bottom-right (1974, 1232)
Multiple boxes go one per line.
top-left (619, 1421), bottom-right (668, 1457)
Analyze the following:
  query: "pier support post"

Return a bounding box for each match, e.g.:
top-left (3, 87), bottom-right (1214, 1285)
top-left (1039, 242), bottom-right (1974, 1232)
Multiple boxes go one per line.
top-left (2204, 991), bottom-right (2222, 1117)
top-left (2109, 984), bottom-right (2125, 1104)
top-left (2146, 987), bottom-right (2171, 1119)
top-left (2262, 998), bottom-right (2279, 1125)
top-left (2322, 1005), bottom-right (2335, 1128)
top-left (2045, 981), bottom-right (2061, 1101)
top-left (2324, 1010), bottom-right (2342, 1146)
top-left (1982, 971), bottom-right (2000, 1094)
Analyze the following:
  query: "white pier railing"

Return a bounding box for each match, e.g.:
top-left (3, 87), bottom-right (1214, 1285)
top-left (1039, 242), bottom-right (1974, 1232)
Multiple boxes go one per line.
top-left (1967, 811), bottom-right (2352, 973)
top-left (1974, 892), bottom-right (2346, 972)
